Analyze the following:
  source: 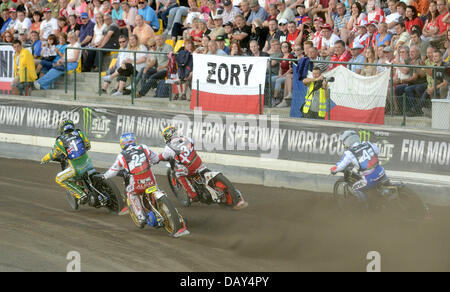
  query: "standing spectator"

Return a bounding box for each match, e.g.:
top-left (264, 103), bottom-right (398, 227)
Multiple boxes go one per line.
top-left (132, 14), bottom-right (155, 45)
top-left (271, 41), bottom-right (293, 105)
top-left (40, 7), bottom-right (58, 41)
top-left (138, 0), bottom-right (160, 31)
top-left (248, 0), bottom-right (268, 24)
top-left (11, 40), bottom-right (37, 95)
top-left (111, 34), bottom-right (147, 96)
top-left (422, 1), bottom-right (440, 43)
top-left (348, 44), bottom-right (365, 74)
top-left (276, 0), bottom-right (294, 23)
top-left (34, 32), bottom-right (81, 90)
top-left (405, 5), bottom-right (423, 33)
top-left (302, 66), bottom-right (329, 119)
top-left (328, 40), bottom-right (351, 70)
top-left (360, 46), bottom-right (378, 76)
top-left (175, 38), bottom-right (195, 101)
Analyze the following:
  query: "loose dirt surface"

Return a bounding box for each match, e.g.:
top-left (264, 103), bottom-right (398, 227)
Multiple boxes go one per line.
top-left (0, 158), bottom-right (449, 271)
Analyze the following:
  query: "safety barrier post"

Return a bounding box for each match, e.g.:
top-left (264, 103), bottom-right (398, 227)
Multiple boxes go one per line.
top-left (98, 49), bottom-right (102, 96)
top-left (64, 53), bottom-right (68, 94)
top-left (390, 65), bottom-right (394, 117)
top-left (268, 59), bottom-right (272, 108)
top-left (74, 65), bottom-right (77, 101)
top-left (196, 79), bottom-right (199, 108)
top-left (401, 93), bottom-right (406, 126)
top-left (259, 84), bottom-right (262, 115)
top-left (132, 51), bottom-right (136, 105)
top-left (327, 87), bottom-right (331, 120)
top-left (433, 68), bottom-right (437, 99)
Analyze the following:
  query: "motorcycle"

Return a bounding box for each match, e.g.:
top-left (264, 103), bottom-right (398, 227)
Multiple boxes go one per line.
top-left (125, 184), bottom-right (189, 237)
top-left (166, 159), bottom-right (247, 210)
top-left (50, 155), bottom-right (125, 214)
top-left (332, 167), bottom-right (429, 220)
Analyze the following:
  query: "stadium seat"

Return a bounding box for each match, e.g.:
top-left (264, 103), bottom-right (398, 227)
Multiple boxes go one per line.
top-left (165, 39), bottom-right (175, 48)
top-left (155, 19), bottom-right (163, 35)
top-left (174, 40), bottom-right (184, 53)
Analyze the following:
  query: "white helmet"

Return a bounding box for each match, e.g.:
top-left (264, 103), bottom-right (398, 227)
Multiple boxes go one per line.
top-left (340, 130), bottom-right (360, 148)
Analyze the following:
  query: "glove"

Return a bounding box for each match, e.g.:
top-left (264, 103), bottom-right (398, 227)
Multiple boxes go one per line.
top-left (330, 166), bottom-right (338, 175)
top-left (40, 154), bottom-right (51, 165)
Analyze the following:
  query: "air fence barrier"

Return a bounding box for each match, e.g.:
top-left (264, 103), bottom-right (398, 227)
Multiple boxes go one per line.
top-left (0, 97), bottom-right (449, 205)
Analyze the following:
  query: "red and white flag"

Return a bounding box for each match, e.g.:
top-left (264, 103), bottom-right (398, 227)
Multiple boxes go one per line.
top-left (324, 66), bottom-right (391, 125)
top-left (190, 54), bottom-right (269, 114)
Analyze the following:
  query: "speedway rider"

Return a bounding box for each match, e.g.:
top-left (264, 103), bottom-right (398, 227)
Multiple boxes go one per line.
top-left (102, 132), bottom-right (189, 236)
top-left (330, 130), bottom-right (388, 206)
top-left (41, 119), bottom-right (93, 203)
top-left (158, 126), bottom-right (248, 209)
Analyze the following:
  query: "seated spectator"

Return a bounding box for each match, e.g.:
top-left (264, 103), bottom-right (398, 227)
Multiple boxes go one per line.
top-left (11, 40), bottom-right (37, 95)
top-left (385, 0), bottom-right (401, 35)
top-left (364, 21), bottom-right (378, 49)
top-left (391, 22), bottom-right (410, 52)
top-left (133, 14), bottom-right (155, 47)
top-left (36, 34), bottom-right (58, 75)
top-left (156, 0), bottom-right (178, 29)
top-left (229, 40), bottom-right (244, 56)
top-left (268, 39), bottom-right (282, 79)
top-left (435, 0), bottom-right (449, 48)
top-left (262, 18), bottom-right (281, 52)
top-left (2, 7), bottom-right (16, 37)
top-left (328, 40), bottom-right (351, 70)
top-left (190, 18), bottom-right (204, 46)
top-left (320, 23), bottom-right (340, 55)
top-left (420, 49), bottom-right (448, 112)
top-left (302, 66), bottom-right (329, 119)
top-left (138, 34), bottom-right (172, 97)
top-left (128, 38), bottom-right (157, 92)
top-left (37, 33), bottom-right (68, 76)
top-left (264, 4), bottom-right (279, 27)
top-left (375, 22), bottom-right (392, 55)
top-left (285, 20), bottom-right (299, 47)
top-left (360, 46), bottom-right (378, 76)
top-left (30, 30), bottom-right (42, 58)
top-left (34, 32), bottom-right (81, 90)
top-left (79, 12), bottom-right (95, 48)
top-left (393, 45), bottom-right (412, 112)
top-left (67, 14), bottom-right (80, 39)
top-left (239, 0), bottom-right (251, 23)
top-left (250, 18), bottom-right (268, 49)
top-left (165, 0), bottom-right (192, 36)
top-left (405, 5), bottom-right (424, 33)
top-left (231, 14), bottom-right (252, 51)
top-left (365, 0), bottom-right (385, 24)
top-left (195, 34), bottom-right (210, 53)
top-left (137, 0), bottom-right (160, 31)
top-left (215, 34), bottom-right (229, 54)
top-left (332, 2), bottom-right (351, 44)
top-left (294, 4), bottom-right (308, 27)
top-left (83, 13), bottom-right (107, 71)
top-left (345, 2), bottom-right (366, 44)
top-left (209, 13), bottom-right (226, 41)
top-left (422, 1), bottom-right (440, 43)
top-left (248, 0), bottom-right (268, 25)
top-left (108, 34), bottom-right (147, 96)
top-left (222, 0), bottom-right (241, 25)
top-left (207, 39), bottom-right (227, 55)
top-left (57, 16), bottom-right (69, 35)
top-left (111, 0), bottom-right (123, 22)
top-left (121, 1), bottom-right (137, 27)
top-left (247, 39), bottom-right (269, 56)
top-left (2, 30), bottom-right (13, 42)
top-left (348, 44), bottom-right (365, 74)
top-left (40, 7), bottom-right (58, 41)
top-left (13, 10), bottom-right (31, 38)
top-left (351, 22), bottom-right (369, 49)
top-left (276, 0), bottom-right (294, 23)
top-left (271, 41), bottom-right (293, 106)
top-left (101, 34), bottom-right (130, 93)
top-left (277, 18), bottom-right (288, 43)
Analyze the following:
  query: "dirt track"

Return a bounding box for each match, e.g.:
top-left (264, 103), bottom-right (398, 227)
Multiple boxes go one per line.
top-left (0, 158), bottom-right (449, 272)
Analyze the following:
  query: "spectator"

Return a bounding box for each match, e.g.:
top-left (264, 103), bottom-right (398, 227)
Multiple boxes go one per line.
top-left (324, 0), bottom-right (339, 29)
top-left (276, 0), bottom-right (294, 23)
top-left (329, 40), bottom-right (351, 70)
top-left (365, 0), bottom-right (385, 24)
top-left (209, 13), bottom-right (225, 40)
top-left (385, 0), bottom-right (401, 35)
top-left (12, 10), bottom-right (31, 38)
top-left (2, 29), bottom-right (13, 42)
top-left (0, 0), bottom-right (15, 12)
top-left (268, 39), bottom-right (282, 80)
top-left (294, 4), bottom-right (308, 27)
top-left (215, 34), bottom-right (230, 54)
top-left (167, 0), bottom-right (192, 41)
top-left (222, 0), bottom-right (241, 25)
top-left (264, 4), bottom-right (279, 27)
top-left (30, 30), bottom-right (42, 58)
top-left (360, 46), bottom-right (378, 76)
top-left (206, 0), bottom-right (221, 28)
top-left (345, 1), bottom-right (366, 44)
top-left (302, 66), bottom-right (329, 119)
top-left (121, 1), bottom-right (137, 27)
top-left (101, 34), bottom-right (129, 93)
top-left (364, 21), bottom-right (378, 49)
top-left (67, 14), bottom-right (80, 38)
top-left (263, 19), bottom-right (279, 52)
top-left (138, 34), bottom-right (172, 97)
top-left (391, 22), bottom-right (410, 52)
top-left (420, 46), bottom-right (437, 110)
top-left (405, 5), bottom-right (423, 33)
top-left (239, 0), bottom-right (251, 22)
top-left (3, 7), bottom-right (17, 35)
top-left (271, 41), bottom-right (293, 106)
top-left (296, 17), bottom-right (313, 46)
top-left (308, 44), bottom-right (328, 73)
top-left (46, 0), bottom-right (60, 19)
top-left (248, 38), bottom-right (269, 56)
top-left (393, 45), bottom-right (412, 110)
top-left (375, 22), bottom-right (392, 54)
top-left (319, 23), bottom-right (340, 55)
top-left (401, 45), bottom-right (428, 116)
top-left (250, 18), bottom-right (268, 49)
top-left (40, 7), bottom-right (58, 41)
top-left (231, 14), bottom-right (251, 51)
top-left (57, 16), bottom-right (68, 35)
top-left (377, 45), bottom-right (394, 73)
top-left (229, 40), bottom-right (244, 56)
top-left (277, 17), bottom-right (288, 43)
top-left (409, 29), bottom-right (428, 60)
top-left (285, 20), bottom-right (299, 46)
top-left (11, 40), bottom-right (37, 95)
top-left (82, 13), bottom-right (107, 71)
top-left (37, 32), bottom-right (67, 75)
top-left (435, 0), bottom-right (449, 47)
top-left (207, 39), bottom-right (227, 55)
top-left (111, 0), bottom-right (123, 22)
top-left (79, 12), bottom-right (94, 48)
top-left (1, 8), bottom-right (11, 36)
top-left (421, 49), bottom-right (448, 104)
top-left (132, 14), bottom-right (155, 46)
top-left (333, 2), bottom-right (351, 44)
top-left (348, 44), bottom-right (365, 74)
top-left (248, 0), bottom-right (268, 24)
top-left (422, 1), bottom-right (440, 43)
top-left (174, 38), bottom-right (195, 100)
top-left (156, 0), bottom-right (178, 29)
top-left (279, 44), bottom-right (303, 106)
top-left (311, 16), bottom-right (324, 48)
top-left (137, 0), bottom-right (159, 31)
top-left (396, 2), bottom-right (408, 24)
top-left (37, 33), bottom-right (58, 74)
top-left (190, 18), bottom-right (204, 46)
top-left (195, 34), bottom-right (210, 53)
top-left (34, 32), bottom-right (80, 90)
top-left (111, 34), bottom-right (147, 96)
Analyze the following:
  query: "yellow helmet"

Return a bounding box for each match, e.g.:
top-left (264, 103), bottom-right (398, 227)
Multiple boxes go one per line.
top-left (161, 126), bottom-right (176, 143)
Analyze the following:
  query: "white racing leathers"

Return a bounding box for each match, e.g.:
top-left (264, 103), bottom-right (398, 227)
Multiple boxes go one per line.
top-left (104, 144), bottom-right (159, 221)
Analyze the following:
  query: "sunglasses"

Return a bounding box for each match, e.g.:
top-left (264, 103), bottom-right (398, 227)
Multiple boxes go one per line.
top-left (119, 40), bottom-right (127, 43)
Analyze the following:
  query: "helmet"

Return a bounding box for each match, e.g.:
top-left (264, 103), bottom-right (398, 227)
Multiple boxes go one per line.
top-left (120, 132), bottom-right (137, 150)
top-left (340, 130), bottom-right (360, 148)
top-left (58, 119), bottom-right (75, 135)
top-left (161, 126), bottom-right (176, 143)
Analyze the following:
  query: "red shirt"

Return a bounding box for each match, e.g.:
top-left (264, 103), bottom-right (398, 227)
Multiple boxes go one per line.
top-left (405, 17), bottom-right (424, 32)
top-left (437, 11), bottom-right (449, 34)
top-left (329, 50), bottom-right (351, 70)
top-left (286, 30), bottom-right (299, 46)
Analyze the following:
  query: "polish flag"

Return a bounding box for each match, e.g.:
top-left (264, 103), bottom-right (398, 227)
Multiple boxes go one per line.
top-left (324, 66), bottom-right (391, 125)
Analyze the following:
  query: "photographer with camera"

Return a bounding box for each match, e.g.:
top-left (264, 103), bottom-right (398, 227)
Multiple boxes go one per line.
top-left (301, 66), bottom-right (332, 119)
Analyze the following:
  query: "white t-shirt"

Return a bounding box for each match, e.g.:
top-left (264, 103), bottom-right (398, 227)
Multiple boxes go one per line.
top-left (14, 18), bottom-right (32, 33)
top-left (93, 23), bottom-right (107, 45)
top-left (385, 12), bottom-right (400, 34)
top-left (40, 18), bottom-right (59, 40)
top-left (66, 42), bottom-right (81, 63)
top-left (321, 33), bottom-right (341, 49)
top-left (122, 45), bottom-right (148, 71)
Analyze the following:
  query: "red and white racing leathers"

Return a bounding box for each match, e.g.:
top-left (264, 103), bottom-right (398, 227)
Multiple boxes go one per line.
top-left (104, 144), bottom-right (159, 220)
top-left (158, 136), bottom-right (206, 200)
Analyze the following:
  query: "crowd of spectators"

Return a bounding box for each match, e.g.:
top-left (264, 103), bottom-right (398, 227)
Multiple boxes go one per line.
top-left (1, 0), bottom-right (449, 115)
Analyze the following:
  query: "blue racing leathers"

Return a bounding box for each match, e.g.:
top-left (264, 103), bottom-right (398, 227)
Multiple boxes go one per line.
top-left (333, 141), bottom-right (387, 202)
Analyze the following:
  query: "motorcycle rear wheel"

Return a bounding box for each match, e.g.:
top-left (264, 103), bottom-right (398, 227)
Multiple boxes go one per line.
top-left (213, 174), bottom-right (240, 207)
top-left (167, 168), bottom-right (191, 207)
top-left (92, 177), bottom-right (124, 214)
top-left (157, 195), bottom-right (183, 236)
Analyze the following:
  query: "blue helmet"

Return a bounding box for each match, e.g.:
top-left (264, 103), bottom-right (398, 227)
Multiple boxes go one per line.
top-left (120, 132), bottom-right (137, 150)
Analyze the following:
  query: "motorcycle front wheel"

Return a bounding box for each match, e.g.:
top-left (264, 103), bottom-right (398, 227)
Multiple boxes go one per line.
top-left (167, 168), bottom-right (191, 207)
top-left (333, 178), bottom-right (363, 214)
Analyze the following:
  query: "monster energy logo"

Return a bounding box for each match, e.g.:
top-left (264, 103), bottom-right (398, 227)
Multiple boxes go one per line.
top-left (82, 107), bottom-right (92, 134)
top-left (359, 130), bottom-right (371, 142)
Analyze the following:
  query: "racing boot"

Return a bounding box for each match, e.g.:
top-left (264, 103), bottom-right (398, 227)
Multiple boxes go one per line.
top-left (178, 176), bottom-right (199, 202)
top-left (233, 190), bottom-right (248, 210)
